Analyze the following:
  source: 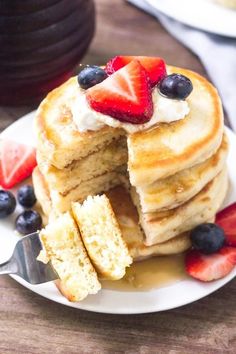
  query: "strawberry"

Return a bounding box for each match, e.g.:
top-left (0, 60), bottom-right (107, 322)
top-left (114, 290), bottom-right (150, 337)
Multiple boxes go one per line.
top-left (0, 139), bottom-right (37, 189)
top-left (185, 247), bottom-right (236, 282)
top-left (105, 56), bottom-right (167, 87)
top-left (216, 203), bottom-right (236, 247)
top-left (86, 60), bottom-right (153, 124)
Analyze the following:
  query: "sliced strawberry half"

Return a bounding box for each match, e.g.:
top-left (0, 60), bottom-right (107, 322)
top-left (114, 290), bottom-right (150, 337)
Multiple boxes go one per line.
top-left (216, 203), bottom-right (236, 247)
top-left (86, 60), bottom-right (153, 124)
top-left (0, 139), bottom-right (37, 189)
top-left (105, 56), bottom-right (167, 87)
top-left (185, 247), bottom-right (236, 282)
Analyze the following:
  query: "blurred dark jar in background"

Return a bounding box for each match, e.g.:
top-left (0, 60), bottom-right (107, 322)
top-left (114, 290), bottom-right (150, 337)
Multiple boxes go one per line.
top-left (0, 0), bottom-right (95, 105)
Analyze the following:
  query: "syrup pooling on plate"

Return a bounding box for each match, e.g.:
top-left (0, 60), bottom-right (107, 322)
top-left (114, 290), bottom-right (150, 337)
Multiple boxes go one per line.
top-left (101, 253), bottom-right (187, 291)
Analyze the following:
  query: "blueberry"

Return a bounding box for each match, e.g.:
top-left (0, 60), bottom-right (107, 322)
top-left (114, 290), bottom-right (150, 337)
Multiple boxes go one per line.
top-left (78, 65), bottom-right (108, 89)
top-left (15, 210), bottom-right (42, 235)
top-left (190, 223), bottom-right (225, 254)
top-left (17, 185), bottom-right (36, 208)
top-left (0, 190), bottom-right (16, 218)
top-left (159, 73), bottom-right (193, 100)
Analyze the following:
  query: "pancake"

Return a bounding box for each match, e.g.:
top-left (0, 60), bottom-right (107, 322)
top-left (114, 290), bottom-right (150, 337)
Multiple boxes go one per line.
top-left (134, 133), bottom-right (228, 212)
top-left (128, 67), bottom-right (223, 187)
top-left (35, 77), bottom-right (125, 169)
top-left (39, 212), bottom-right (101, 302)
top-left (133, 168), bottom-right (228, 246)
top-left (37, 137), bottom-right (127, 195)
top-left (35, 66), bottom-right (224, 189)
top-left (72, 195), bottom-right (132, 280)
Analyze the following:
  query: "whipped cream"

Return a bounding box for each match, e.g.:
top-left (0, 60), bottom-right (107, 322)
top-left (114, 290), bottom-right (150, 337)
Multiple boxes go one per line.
top-left (71, 86), bottom-right (190, 134)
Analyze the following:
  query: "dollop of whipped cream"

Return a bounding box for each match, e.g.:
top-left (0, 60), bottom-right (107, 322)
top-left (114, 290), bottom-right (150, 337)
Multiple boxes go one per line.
top-left (71, 86), bottom-right (190, 134)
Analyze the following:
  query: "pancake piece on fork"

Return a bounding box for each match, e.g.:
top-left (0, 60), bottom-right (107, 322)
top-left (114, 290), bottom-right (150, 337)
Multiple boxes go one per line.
top-left (39, 212), bottom-right (101, 302)
top-left (72, 195), bottom-right (132, 280)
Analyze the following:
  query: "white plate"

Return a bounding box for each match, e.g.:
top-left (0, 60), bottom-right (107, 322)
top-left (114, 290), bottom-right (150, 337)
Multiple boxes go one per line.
top-left (0, 111), bottom-right (236, 314)
top-left (145, 0), bottom-right (236, 37)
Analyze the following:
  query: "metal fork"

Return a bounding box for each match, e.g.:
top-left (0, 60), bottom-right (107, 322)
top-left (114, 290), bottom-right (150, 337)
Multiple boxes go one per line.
top-left (0, 232), bottom-right (58, 284)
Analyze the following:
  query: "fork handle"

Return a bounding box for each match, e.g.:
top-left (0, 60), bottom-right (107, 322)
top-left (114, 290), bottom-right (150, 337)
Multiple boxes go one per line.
top-left (0, 259), bottom-right (18, 275)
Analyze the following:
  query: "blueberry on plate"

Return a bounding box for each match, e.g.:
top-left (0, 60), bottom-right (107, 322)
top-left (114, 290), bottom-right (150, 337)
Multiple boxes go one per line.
top-left (15, 210), bottom-right (42, 235)
top-left (159, 73), bottom-right (193, 100)
top-left (190, 223), bottom-right (225, 254)
top-left (78, 65), bottom-right (108, 89)
top-left (0, 190), bottom-right (16, 218)
top-left (17, 185), bottom-right (36, 208)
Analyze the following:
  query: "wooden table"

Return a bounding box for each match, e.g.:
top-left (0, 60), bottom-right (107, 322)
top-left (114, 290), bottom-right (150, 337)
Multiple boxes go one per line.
top-left (0, 1), bottom-right (235, 353)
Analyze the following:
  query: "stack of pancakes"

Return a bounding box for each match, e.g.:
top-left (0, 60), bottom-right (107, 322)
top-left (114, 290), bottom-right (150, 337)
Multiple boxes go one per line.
top-left (34, 66), bottom-right (228, 260)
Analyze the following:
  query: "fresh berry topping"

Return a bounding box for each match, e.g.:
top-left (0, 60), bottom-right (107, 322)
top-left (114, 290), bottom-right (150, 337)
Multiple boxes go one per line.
top-left (0, 190), bottom-right (16, 218)
top-left (86, 60), bottom-right (153, 124)
top-left (190, 223), bottom-right (225, 254)
top-left (15, 210), bottom-right (42, 235)
top-left (0, 140), bottom-right (37, 189)
top-left (159, 73), bottom-right (193, 100)
top-left (78, 66), bottom-right (108, 90)
top-left (185, 247), bottom-right (236, 282)
top-left (17, 185), bottom-right (36, 208)
top-left (105, 56), bottom-right (167, 87)
top-left (216, 203), bottom-right (236, 247)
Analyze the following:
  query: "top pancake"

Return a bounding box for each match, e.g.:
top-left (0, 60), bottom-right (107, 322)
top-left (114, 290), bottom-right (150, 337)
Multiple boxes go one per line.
top-left (128, 67), bottom-right (224, 186)
top-left (35, 66), bottom-right (224, 185)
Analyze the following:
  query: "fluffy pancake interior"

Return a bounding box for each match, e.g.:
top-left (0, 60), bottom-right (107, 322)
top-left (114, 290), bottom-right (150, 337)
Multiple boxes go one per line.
top-left (49, 167), bottom-right (126, 214)
top-left (72, 195), bottom-right (132, 280)
top-left (37, 137), bottom-right (128, 194)
top-left (106, 186), bottom-right (192, 260)
top-left (39, 212), bottom-right (101, 302)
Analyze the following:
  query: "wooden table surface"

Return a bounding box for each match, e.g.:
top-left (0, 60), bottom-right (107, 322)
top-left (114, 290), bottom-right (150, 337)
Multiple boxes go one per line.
top-left (0, 1), bottom-right (235, 353)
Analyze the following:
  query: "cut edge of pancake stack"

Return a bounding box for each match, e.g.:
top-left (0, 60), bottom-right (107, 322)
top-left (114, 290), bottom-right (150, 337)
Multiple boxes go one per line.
top-left (34, 60), bottom-right (228, 301)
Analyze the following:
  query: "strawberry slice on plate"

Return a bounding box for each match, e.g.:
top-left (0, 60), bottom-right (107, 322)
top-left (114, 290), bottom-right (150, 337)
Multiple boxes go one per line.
top-left (86, 60), bottom-right (153, 124)
top-left (216, 203), bottom-right (236, 246)
top-left (185, 247), bottom-right (236, 282)
top-left (0, 139), bottom-right (37, 189)
top-left (105, 56), bottom-right (167, 87)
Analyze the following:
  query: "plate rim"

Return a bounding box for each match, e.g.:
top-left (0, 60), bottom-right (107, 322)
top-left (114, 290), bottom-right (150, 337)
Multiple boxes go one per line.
top-left (145, 0), bottom-right (236, 38)
top-left (0, 111), bottom-right (235, 315)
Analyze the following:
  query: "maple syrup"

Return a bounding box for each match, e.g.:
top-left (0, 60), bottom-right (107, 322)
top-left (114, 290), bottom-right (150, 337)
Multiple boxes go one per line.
top-left (101, 254), bottom-right (187, 291)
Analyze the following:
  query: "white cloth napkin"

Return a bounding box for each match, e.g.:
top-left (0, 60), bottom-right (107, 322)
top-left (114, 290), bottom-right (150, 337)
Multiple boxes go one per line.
top-left (127, 0), bottom-right (236, 130)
